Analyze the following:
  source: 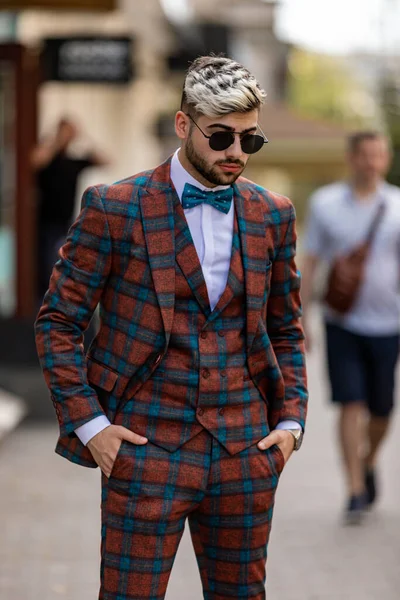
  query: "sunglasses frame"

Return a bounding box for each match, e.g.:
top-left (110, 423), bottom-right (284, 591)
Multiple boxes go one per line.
top-left (186, 114), bottom-right (268, 154)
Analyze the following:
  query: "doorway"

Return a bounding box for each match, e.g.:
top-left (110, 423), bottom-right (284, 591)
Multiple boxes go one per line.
top-left (0, 44), bottom-right (38, 319)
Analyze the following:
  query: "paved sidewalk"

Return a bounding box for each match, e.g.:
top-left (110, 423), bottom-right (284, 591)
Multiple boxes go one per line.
top-left (0, 388), bottom-right (27, 444)
top-left (0, 311), bottom-right (400, 599)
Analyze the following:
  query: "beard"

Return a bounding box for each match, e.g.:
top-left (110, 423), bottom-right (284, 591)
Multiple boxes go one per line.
top-left (185, 136), bottom-right (245, 186)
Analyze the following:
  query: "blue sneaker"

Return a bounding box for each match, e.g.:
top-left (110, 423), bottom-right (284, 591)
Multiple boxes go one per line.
top-left (365, 467), bottom-right (377, 506)
top-left (345, 493), bottom-right (368, 525)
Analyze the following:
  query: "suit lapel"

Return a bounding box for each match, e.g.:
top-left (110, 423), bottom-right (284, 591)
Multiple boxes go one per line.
top-left (139, 159), bottom-right (177, 343)
top-left (139, 160), bottom-right (269, 342)
top-left (234, 183), bottom-right (268, 351)
top-left (174, 200), bottom-right (211, 315)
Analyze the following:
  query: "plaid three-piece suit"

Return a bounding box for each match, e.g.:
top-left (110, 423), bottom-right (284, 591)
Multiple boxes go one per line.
top-left (35, 157), bottom-right (307, 599)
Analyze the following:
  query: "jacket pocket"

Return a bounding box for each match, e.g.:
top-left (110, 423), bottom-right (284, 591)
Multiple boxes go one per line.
top-left (87, 357), bottom-right (119, 393)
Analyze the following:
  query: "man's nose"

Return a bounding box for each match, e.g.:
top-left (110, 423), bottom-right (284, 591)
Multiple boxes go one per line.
top-left (225, 135), bottom-right (243, 160)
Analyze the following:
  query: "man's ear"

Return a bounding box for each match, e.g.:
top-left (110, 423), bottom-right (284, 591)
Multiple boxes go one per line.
top-left (175, 111), bottom-right (190, 141)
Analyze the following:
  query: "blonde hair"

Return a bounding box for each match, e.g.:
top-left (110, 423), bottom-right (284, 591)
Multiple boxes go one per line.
top-left (181, 55), bottom-right (266, 117)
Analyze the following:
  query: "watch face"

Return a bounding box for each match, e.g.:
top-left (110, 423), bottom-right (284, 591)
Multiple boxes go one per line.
top-left (291, 429), bottom-right (303, 451)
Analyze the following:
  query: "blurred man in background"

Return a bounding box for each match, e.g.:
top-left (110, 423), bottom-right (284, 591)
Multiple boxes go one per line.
top-left (32, 117), bottom-right (108, 301)
top-left (301, 131), bottom-right (400, 524)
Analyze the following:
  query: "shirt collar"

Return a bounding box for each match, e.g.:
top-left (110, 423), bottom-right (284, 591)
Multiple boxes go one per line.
top-left (346, 180), bottom-right (387, 204)
top-left (170, 149), bottom-right (230, 203)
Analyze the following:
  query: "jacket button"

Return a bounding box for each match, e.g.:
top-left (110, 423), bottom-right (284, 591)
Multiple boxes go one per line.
top-left (197, 407), bottom-right (204, 416)
top-left (200, 331), bottom-right (207, 339)
top-left (220, 370), bottom-right (227, 377)
top-left (202, 368), bottom-right (210, 379)
top-left (218, 331), bottom-right (225, 337)
top-left (218, 408), bottom-right (225, 415)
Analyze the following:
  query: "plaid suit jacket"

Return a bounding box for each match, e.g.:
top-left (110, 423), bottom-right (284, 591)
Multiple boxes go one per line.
top-left (35, 156), bottom-right (307, 467)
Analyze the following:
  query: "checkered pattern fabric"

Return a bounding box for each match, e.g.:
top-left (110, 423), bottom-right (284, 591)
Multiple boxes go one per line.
top-left (100, 428), bottom-right (285, 600)
top-left (116, 199), bottom-right (269, 456)
top-left (35, 155), bottom-right (308, 598)
top-left (35, 156), bottom-right (307, 469)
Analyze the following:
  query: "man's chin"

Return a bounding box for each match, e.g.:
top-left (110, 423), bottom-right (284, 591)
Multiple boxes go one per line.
top-left (215, 169), bottom-right (243, 185)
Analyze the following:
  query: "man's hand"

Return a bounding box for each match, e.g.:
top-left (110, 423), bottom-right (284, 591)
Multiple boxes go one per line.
top-left (257, 429), bottom-right (295, 464)
top-left (87, 424), bottom-right (148, 478)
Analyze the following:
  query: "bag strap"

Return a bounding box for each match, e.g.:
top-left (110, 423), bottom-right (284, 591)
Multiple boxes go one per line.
top-left (365, 202), bottom-right (386, 245)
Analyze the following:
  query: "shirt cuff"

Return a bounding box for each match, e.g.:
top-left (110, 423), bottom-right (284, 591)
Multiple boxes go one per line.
top-left (75, 415), bottom-right (111, 446)
top-left (275, 420), bottom-right (302, 431)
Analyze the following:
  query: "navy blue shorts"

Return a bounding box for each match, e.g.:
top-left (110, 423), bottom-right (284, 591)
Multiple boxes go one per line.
top-left (325, 323), bottom-right (399, 417)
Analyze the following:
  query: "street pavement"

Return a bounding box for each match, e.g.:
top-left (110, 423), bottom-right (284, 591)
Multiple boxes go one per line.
top-left (0, 388), bottom-right (26, 443)
top-left (1, 309), bottom-right (400, 600)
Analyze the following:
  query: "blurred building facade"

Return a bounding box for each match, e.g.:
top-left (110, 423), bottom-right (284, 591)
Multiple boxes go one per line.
top-left (0, 0), bottom-right (350, 326)
top-left (157, 0), bottom-right (352, 217)
top-left (0, 0), bottom-right (173, 322)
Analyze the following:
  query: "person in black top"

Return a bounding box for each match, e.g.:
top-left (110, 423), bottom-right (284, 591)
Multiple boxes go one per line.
top-left (32, 118), bottom-right (108, 301)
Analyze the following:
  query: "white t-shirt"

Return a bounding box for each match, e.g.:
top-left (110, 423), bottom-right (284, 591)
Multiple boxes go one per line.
top-left (303, 181), bottom-right (400, 335)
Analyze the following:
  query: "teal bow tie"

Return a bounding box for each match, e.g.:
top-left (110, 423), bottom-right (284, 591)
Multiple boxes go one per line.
top-left (181, 183), bottom-right (233, 214)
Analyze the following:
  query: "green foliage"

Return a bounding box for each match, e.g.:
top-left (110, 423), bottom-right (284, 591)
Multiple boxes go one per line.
top-left (381, 78), bottom-right (400, 187)
top-left (287, 48), bottom-right (374, 127)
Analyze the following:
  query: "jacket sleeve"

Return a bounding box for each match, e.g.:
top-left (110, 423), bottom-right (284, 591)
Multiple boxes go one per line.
top-left (35, 185), bottom-right (112, 438)
top-left (267, 201), bottom-right (308, 430)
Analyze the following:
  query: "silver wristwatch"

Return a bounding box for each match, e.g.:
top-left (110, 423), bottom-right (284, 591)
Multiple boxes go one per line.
top-left (287, 428), bottom-right (303, 451)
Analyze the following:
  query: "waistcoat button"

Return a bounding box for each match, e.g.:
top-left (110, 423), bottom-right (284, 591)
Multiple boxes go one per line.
top-left (220, 370), bottom-right (227, 377)
top-left (200, 331), bottom-right (207, 339)
top-left (218, 408), bottom-right (225, 415)
top-left (218, 331), bottom-right (225, 337)
top-left (154, 354), bottom-right (162, 366)
top-left (197, 407), bottom-right (204, 416)
top-left (202, 368), bottom-right (210, 379)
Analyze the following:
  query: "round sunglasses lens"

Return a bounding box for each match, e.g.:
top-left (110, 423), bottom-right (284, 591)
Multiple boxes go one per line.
top-left (209, 132), bottom-right (235, 151)
top-left (241, 134), bottom-right (265, 154)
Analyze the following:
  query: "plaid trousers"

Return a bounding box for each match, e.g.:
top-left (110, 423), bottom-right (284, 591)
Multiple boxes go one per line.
top-left (100, 429), bottom-right (284, 600)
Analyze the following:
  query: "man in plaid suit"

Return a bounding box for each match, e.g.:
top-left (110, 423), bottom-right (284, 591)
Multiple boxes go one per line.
top-left (35, 56), bottom-right (308, 600)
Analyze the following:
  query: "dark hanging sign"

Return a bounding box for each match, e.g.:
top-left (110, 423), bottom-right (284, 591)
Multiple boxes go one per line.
top-left (0, 1), bottom-right (116, 10)
top-left (41, 37), bottom-right (134, 84)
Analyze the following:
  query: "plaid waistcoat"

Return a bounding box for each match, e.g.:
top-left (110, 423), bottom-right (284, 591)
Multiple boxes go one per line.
top-left (116, 197), bottom-right (269, 455)
top-left (35, 157), bottom-right (307, 468)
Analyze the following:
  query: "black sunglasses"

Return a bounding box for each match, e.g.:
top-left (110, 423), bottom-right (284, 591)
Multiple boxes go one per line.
top-left (186, 114), bottom-right (268, 154)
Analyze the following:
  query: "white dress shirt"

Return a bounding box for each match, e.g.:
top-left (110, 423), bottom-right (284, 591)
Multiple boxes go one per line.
top-left (75, 150), bottom-right (300, 445)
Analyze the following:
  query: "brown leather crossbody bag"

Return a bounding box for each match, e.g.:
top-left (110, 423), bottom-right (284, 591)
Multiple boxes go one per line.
top-left (324, 203), bottom-right (386, 314)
